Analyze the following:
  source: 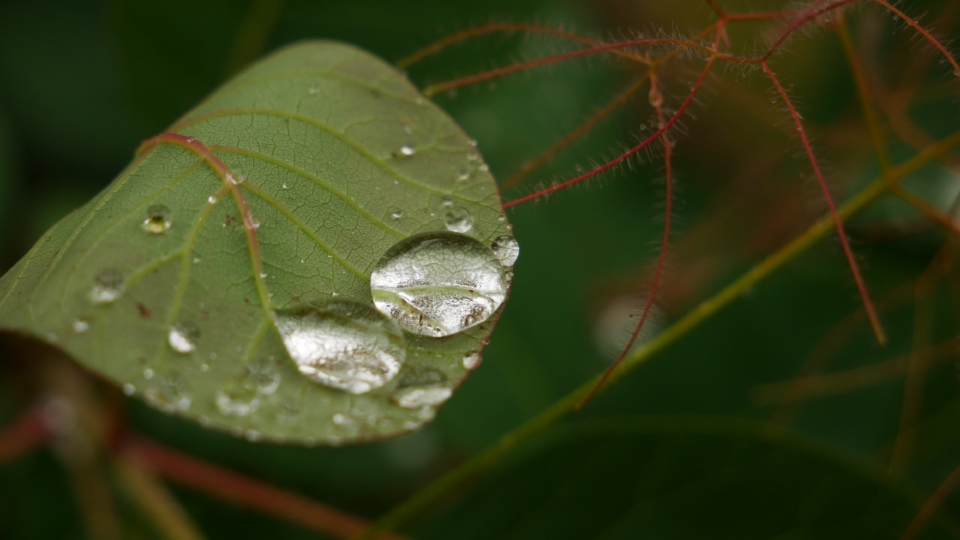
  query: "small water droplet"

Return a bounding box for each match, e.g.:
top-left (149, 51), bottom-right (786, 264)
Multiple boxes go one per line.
top-left (168, 322), bottom-right (200, 354)
top-left (193, 257), bottom-right (201, 264)
top-left (402, 124), bottom-right (414, 135)
top-left (259, 272), bottom-right (268, 279)
top-left (89, 268), bottom-right (125, 304)
top-left (478, 163), bottom-right (489, 172)
top-left (226, 173), bottom-right (239, 185)
top-left (144, 373), bottom-right (191, 412)
top-left (444, 207), bottom-right (473, 233)
top-left (466, 150), bottom-right (479, 162)
top-left (490, 235), bottom-right (520, 267)
top-left (770, 96), bottom-right (778, 104)
top-left (244, 429), bottom-right (261, 442)
top-left (282, 182), bottom-right (289, 189)
top-left (392, 385), bottom-right (453, 409)
top-left (457, 169), bottom-right (470, 182)
top-left (122, 383), bottom-right (135, 395)
top-left (44, 332), bottom-right (58, 343)
top-left (390, 208), bottom-right (403, 220)
top-left (208, 195), bottom-right (218, 204)
top-left (308, 86), bottom-right (319, 95)
top-left (200, 363), bottom-right (210, 372)
top-left (462, 351), bottom-right (482, 369)
top-left (276, 301), bottom-right (406, 394)
top-left (370, 232), bottom-right (508, 337)
top-left (440, 195), bottom-right (454, 208)
top-left (142, 204), bottom-right (172, 234)
top-left (332, 412), bottom-right (355, 426)
top-left (400, 145), bottom-right (415, 156)
top-left (72, 319), bottom-right (89, 334)
top-left (468, 138), bottom-right (478, 147)
top-left (143, 368), bottom-right (154, 380)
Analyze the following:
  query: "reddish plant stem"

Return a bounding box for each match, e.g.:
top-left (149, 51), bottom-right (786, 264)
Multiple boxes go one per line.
top-left (137, 133), bottom-right (270, 312)
top-left (762, 63), bottom-right (886, 345)
top-left (900, 459), bottom-right (960, 540)
top-left (577, 91), bottom-right (674, 410)
top-left (122, 437), bottom-right (405, 540)
top-left (872, 0), bottom-right (960, 77)
top-left (0, 408), bottom-right (49, 465)
top-left (503, 58), bottom-right (714, 208)
top-left (398, 22), bottom-right (651, 69)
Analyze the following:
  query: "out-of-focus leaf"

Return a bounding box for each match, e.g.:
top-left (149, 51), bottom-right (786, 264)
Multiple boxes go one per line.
top-left (0, 41), bottom-right (511, 445)
top-left (418, 417), bottom-right (960, 540)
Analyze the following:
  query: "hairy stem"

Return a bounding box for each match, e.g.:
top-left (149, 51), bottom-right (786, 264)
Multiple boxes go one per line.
top-left (763, 62), bottom-right (886, 345)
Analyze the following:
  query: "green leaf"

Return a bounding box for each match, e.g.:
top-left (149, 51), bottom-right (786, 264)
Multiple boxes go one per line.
top-left (0, 41), bottom-right (511, 445)
top-left (417, 417), bottom-right (960, 540)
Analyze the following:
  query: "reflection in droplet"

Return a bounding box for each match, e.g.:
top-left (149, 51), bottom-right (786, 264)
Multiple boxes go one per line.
top-left (168, 322), bottom-right (200, 354)
top-left (444, 207), bottom-right (473, 233)
top-left (490, 235), bottom-right (520, 267)
top-left (73, 319), bottom-right (90, 334)
top-left (370, 232), bottom-right (508, 337)
top-left (392, 385), bottom-right (453, 409)
top-left (89, 268), bottom-right (125, 304)
top-left (462, 351), bottom-right (482, 369)
top-left (142, 204), bottom-right (172, 234)
top-left (390, 208), bottom-right (403, 221)
top-left (276, 301), bottom-right (406, 394)
top-left (399, 145), bottom-right (415, 156)
top-left (216, 357), bottom-right (280, 417)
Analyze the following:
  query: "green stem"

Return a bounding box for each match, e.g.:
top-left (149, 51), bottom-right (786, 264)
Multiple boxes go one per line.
top-left (359, 129), bottom-right (960, 539)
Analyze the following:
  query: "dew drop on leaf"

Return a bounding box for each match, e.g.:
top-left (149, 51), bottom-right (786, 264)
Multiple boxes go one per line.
top-left (142, 204), bottom-right (172, 234)
top-left (168, 322), bottom-right (200, 354)
top-left (370, 232), bottom-right (508, 337)
top-left (144, 372), bottom-right (191, 412)
top-left (490, 235), bottom-right (520, 267)
top-left (72, 319), bottom-right (89, 334)
top-left (399, 145), bottom-right (415, 156)
top-left (457, 168), bottom-right (470, 182)
top-left (462, 351), bottom-right (482, 369)
top-left (89, 268), bottom-right (125, 304)
top-left (392, 385), bottom-right (453, 409)
top-left (444, 207), bottom-right (473, 233)
top-left (390, 208), bottom-right (403, 220)
top-left (122, 383), bottom-right (135, 396)
top-left (275, 301), bottom-right (406, 394)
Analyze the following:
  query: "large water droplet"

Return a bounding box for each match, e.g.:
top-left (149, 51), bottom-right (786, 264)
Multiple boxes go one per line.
top-left (490, 235), bottom-right (520, 267)
top-left (168, 322), bottom-right (200, 354)
top-left (444, 207), bottom-right (473, 233)
top-left (142, 204), bottom-right (172, 234)
top-left (275, 301), bottom-right (406, 394)
top-left (370, 232), bottom-right (508, 337)
top-left (89, 268), bottom-right (125, 304)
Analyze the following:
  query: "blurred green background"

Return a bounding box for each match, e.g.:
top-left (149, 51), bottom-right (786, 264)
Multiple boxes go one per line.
top-left (1, 0), bottom-right (959, 538)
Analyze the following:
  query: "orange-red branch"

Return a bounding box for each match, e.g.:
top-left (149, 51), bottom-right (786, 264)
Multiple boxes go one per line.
top-left (504, 58), bottom-right (714, 208)
top-left (578, 95), bottom-right (675, 410)
top-left (0, 408), bottom-right (49, 465)
top-left (872, 0), bottom-right (960, 77)
top-left (762, 63), bottom-right (886, 345)
top-left (122, 437), bottom-right (404, 540)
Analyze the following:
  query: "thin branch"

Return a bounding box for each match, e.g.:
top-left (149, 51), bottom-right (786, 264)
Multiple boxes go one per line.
top-left (577, 84), bottom-right (674, 409)
top-left (900, 459), bottom-right (960, 540)
top-left (763, 62), bottom-right (886, 345)
top-left (124, 437), bottom-right (404, 540)
top-left (504, 58), bottom-right (714, 207)
top-left (397, 23), bottom-right (651, 69)
top-left (0, 407), bottom-right (49, 465)
top-left (872, 0), bottom-right (960, 78)
top-left (114, 454), bottom-right (208, 540)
